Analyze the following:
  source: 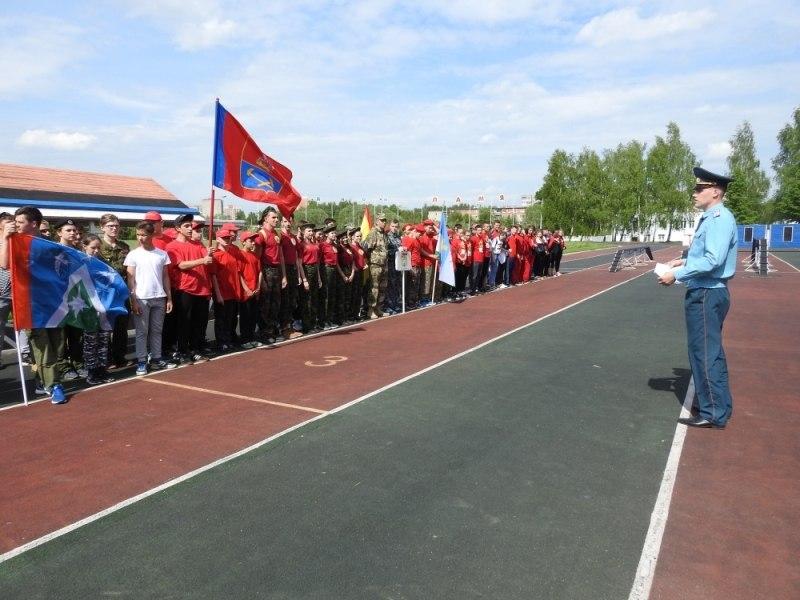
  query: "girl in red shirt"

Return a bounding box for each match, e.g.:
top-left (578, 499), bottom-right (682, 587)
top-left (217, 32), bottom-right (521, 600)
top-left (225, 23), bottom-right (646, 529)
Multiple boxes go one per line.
top-left (337, 230), bottom-right (355, 324)
top-left (237, 231), bottom-right (262, 347)
top-left (349, 229), bottom-right (367, 321)
top-left (320, 228), bottom-right (345, 327)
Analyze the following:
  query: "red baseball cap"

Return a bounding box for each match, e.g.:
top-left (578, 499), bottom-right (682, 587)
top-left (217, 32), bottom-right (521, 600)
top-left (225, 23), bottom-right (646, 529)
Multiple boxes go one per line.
top-left (216, 228), bottom-right (233, 238)
top-left (239, 230), bottom-right (257, 242)
top-left (423, 219), bottom-right (434, 226)
top-left (221, 222), bottom-right (240, 231)
top-left (144, 211), bottom-right (163, 222)
top-left (190, 220), bottom-right (205, 231)
top-left (415, 224), bottom-right (426, 233)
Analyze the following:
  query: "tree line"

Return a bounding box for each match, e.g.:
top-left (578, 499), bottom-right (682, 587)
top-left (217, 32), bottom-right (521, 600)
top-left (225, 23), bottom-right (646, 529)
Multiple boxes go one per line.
top-left (535, 107), bottom-right (800, 239)
top-left (232, 107), bottom-right (800, 236)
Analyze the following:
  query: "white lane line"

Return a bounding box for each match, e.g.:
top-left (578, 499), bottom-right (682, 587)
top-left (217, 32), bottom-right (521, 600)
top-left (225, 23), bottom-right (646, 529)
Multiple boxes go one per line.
top-left (141, 379), bottom-right (327, 414)
top-left (0, 412), bottom-right (327, 564)
top-left (768, 253), bottom-right (800, 273)
top-left (628, 377), bottom-right (695, 600)
top-left (1, 268), bottom-right (654, 564)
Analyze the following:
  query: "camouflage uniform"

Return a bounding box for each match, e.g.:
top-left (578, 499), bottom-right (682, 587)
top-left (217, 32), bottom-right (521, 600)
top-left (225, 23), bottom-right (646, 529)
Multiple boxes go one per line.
top-left (260, 266), bottom-right (282, 339)
top-left (363, 225), bottom-right (388, 317)
top-left (300, 264), bottom-right (321, 331)
top-left (323, 265), bottom-right (341, 325)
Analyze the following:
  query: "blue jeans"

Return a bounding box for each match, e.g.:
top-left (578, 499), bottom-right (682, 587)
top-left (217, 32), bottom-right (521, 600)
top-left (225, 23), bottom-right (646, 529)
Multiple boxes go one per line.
top-left (685, 287), bottom-right (732, 425)
top-left (504, 257), bottom-right (515, 285)
top-left (487, 255), bottom-right (499, 287)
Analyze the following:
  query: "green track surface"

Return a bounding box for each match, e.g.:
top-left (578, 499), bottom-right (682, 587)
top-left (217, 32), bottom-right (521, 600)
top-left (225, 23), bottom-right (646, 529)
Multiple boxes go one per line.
top-left (0, 275), bottom-right (689, 599)
top-left (772, 250), bottom-right (800, 270)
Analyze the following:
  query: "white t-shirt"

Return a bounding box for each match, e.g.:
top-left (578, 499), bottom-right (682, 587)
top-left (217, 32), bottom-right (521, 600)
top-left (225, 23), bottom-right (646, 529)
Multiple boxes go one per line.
top-left (123, 246), bottom-right (170, 299)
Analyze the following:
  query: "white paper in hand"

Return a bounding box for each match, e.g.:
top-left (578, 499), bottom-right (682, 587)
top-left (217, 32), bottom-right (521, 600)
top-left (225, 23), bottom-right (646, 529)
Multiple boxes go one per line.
top-left (654, 263), bottom-right (672, 278)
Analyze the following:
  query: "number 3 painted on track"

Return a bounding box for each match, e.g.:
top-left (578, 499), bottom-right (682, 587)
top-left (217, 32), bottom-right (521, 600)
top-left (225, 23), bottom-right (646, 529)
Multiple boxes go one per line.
top-left (304, 355), bottom-right (349, 367)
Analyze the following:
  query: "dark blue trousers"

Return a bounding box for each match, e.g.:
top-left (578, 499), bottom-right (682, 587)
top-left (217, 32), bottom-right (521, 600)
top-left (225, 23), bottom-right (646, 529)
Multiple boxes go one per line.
top-left (685, 287), bottom-right (733, 425)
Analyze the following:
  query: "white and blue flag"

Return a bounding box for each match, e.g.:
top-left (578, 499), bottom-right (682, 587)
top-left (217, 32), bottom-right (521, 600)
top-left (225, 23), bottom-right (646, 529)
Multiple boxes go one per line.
top-left (437, 211), bottom-right (455, 286)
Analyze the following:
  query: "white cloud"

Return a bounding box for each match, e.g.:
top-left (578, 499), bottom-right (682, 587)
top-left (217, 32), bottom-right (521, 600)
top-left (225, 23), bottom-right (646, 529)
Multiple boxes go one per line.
top-left (706, 142), bottom-right (732, 160)
top-left (174, 16), bottom-right (237, 50)
top-left (91, 88), bottom-right (163, 111)
top-left (122, 0), bottom-right (238, 50)
top-left (419, 0), bottom-right (562, 24)
top-left (0, 18), bottom-right (87, 99)
top-left (17, 130), bottom-right (97, 151)
top-left (576, 7), bottom-right (715, 46)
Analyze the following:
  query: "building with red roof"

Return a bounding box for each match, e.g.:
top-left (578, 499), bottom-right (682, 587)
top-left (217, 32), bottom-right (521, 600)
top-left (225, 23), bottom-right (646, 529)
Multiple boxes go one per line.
top-left (0, 163), bottom-right (198, 224)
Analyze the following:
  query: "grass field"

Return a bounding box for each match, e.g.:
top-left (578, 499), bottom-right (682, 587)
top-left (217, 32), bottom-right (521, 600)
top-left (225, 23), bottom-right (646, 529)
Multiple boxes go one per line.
top-left (564, 241), bottom-right (617, 253)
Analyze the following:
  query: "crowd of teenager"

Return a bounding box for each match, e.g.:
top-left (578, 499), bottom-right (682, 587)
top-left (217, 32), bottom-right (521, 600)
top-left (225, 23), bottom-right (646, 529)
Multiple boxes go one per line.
top-left (0, 205), bottom-right (566, 404)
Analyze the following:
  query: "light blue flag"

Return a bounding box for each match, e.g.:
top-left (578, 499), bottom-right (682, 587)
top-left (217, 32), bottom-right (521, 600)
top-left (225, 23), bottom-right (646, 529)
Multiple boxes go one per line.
top-left (437, 211), bottom-right (456, 286)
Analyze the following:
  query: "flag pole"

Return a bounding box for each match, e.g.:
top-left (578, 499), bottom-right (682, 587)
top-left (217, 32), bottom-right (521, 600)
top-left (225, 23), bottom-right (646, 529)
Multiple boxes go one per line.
top-left (208, 187), bottom-right (216, 250)
top-left (209, 97), bottom-right (220, 250)
top-left (14, 328), bottom-right (29, 406)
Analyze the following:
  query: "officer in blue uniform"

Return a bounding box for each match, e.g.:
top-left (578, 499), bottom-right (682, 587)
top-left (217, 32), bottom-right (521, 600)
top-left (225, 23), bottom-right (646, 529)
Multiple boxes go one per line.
top-left (659, 167), bottom-right (738, 429)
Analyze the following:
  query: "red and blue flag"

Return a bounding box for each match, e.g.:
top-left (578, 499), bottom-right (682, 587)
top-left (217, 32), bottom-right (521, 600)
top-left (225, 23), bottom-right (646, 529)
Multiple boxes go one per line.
top-left (9, 234), bottom-right (129, 331)
top-left (212, 100), bottom-right (302, 218)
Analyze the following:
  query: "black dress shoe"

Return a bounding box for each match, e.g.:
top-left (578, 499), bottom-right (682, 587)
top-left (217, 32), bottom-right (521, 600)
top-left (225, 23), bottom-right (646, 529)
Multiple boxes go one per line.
top-left (678, 416), bottom-right (725, 429)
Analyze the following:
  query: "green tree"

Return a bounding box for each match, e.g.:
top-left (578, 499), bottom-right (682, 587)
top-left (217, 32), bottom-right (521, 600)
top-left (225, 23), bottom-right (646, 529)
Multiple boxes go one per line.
top-left (725, 121), bottom-right (769, 224)
top-left (575, 148), bottom-right (612, 235)
top-left (772, 106), bottom-right (800, 221)
top-left (536, 149), bottom-right (578, 235)
top-left (646, 122), bottom-right (696, 241)
top-left (604, 141), bottom-right (647, 239)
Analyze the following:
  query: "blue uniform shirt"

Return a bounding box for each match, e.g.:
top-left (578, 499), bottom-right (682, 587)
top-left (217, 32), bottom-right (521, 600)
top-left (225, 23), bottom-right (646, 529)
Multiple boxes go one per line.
top-left (674, 203), bottom-right (738, 289)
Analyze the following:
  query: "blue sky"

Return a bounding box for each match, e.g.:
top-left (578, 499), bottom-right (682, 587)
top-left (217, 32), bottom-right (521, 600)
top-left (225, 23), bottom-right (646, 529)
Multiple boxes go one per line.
top-left (2, 0), bottom-right (799, 209)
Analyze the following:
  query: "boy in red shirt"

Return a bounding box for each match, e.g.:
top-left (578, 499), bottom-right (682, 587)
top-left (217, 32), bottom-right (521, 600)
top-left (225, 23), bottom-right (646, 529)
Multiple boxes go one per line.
top-left (165, 214), bottom-right (213, 363)
top-left (506, 225), bottom-right (520, 285)
top-left (210, 228), bottom-right (241, 352)
top-left (278, 216), bottom-right (303, 340)
top-left (452, 224), bottom-right (469, 296)
top-left (253, 207), bottom-right (287, 343)
top-left (469, 224), bottom-right (485, 295)
top-left (402, 225), bottom-right (423, 309)
top-left (237, 231), bottom-right (263, 348)
top-left (419, 220), bottom-right (438, 305)
top-left (144, 211), bottom-right (176, 251)
top-left (320, 225), bottom-right (345, 328)
top-left (297, 223), bottom-right (322, 333)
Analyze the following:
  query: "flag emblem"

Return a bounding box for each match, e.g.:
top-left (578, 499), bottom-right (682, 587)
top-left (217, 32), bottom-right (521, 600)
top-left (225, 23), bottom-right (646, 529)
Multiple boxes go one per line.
top-left (9, 234), bottom-right (129, 331)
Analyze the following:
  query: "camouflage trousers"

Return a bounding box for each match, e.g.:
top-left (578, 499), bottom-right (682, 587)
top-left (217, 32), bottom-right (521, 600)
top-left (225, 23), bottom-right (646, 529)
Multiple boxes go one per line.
top-left (280, 265), bottom-right (299, 329)
top-left (260, 266), bottom-right (281, 336)
top-left (300, 264), bottom-right (321, 330)
top-left (404, 267), bottom-right (420, 308)
top-left (422, 265), bottom-right (441, 302)
top-left (29, 327), bottom-right (65, 389)
top-left (350, 268), bottom-right (364, 320)
top-left (323, 265), bottom-right (341, 325)
top-left (367, 264), bottom-right (387, 315)
top-left (83, 330), bottom-right (110, 372)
